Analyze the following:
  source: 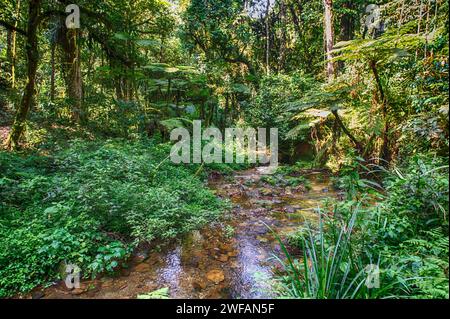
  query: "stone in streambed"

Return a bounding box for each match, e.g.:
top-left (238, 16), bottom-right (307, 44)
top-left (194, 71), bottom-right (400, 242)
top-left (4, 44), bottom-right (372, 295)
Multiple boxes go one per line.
top-left (260, 188), bottom-right (273, 196)
top-left (219, 243), bottom-right (233, 252)
top-left (218, 254), bottom-right (229, 262)
top-left (134, 263), bottom-right (152, 273)
top-left (206, 270), bottom-right (225, 284)
top-left (284, 206), bottom-right (296, 214)
top-left (192, 280), bottom-right (207, 291)
top-left (32, 291), bottom-right (45, 299)
top-left (133, 250), bottom-right (149, 263)
top-left (71, 288), bottom-right (85, 295)
top-left (121, 268), bottom-right (131, 277)
top-left (256, 235), bottom-right (269, 243)
top-left (101, 278), bottom-right (114, 288)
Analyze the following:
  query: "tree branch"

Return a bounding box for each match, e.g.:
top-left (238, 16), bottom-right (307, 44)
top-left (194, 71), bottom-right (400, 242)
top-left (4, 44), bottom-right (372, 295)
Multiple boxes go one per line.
top-left (0, 20), bottom-right (26, 36)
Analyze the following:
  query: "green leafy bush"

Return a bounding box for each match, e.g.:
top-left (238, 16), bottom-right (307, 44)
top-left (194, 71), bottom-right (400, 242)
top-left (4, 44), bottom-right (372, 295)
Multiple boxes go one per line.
top-left (0, 138), bottom-right (226, 297)
top-left (278, 154), bottom-right (449, 299)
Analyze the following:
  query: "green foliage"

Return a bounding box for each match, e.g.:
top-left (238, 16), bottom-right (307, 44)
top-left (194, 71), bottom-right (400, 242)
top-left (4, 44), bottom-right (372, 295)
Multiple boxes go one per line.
top-left (260, 163), bottom-right (312, 189)
top-left (137, 287), bottom-right (170, 299)
top-left (0, 0), bottom-right (448, 301)
top-left (274, 211), bottom-right (382, 299)
top-left (279, 154), bottom-right (449, 299)
top-left (0, 139), bottom-right (226, 297)
top-left (88, 242), bottom-right (132, 277)
top-left (245, 72), bottom-right (316, 142)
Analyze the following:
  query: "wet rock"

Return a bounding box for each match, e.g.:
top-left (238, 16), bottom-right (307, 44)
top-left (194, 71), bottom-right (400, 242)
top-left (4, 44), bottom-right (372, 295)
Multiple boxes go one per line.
top-left (144, 282), bottom-right (158, 291)
top-left (246, 189), bottom-right (260, 197)
top-left (218, 254), bottom-right (229, 262)
top-left (147, 254), bottom-right (162, 265)
top-left (101, 278), bottom-right (114, 288)
top-left (119, 283), bottom-right (128, 290)
top-left (32, 291), bottom-right (45, 299)
top-left (209, 291), bottom-right (223, 299)
top-left (192, 280), bottom-right (207, 291)
top-left (198, 262), bottom-right (207, 271)
top-left (219, 286), bottom-right (231, 298)
top-left (294, 185), bottom-right (307, 193)
top-left (121, 268), bottom-right (131, 277)
top-left (284, 206), bottom-right (296, 214)
top-left (184, 256), bottom-right (200, 268)
top-left (71, 288), bottom-right (85, 295)
top-left (260, 188), bottom-right (273, 196)
top-left (254, 226), bottom-right (268, 235)
top-left (209, 171), bottom-right (223, 181)
top-left (206, 270), bottom-right (225, 284)
top-left (133, 250), bottom-right (149, 263)
top-left (134, 263), bottom-right (152, 273)
top-left (254, 200), bottom-right (274, 208)
top-left (256, 236), bottom-right (269, 243)
top-left (219, 243), bottom-right (233, 252)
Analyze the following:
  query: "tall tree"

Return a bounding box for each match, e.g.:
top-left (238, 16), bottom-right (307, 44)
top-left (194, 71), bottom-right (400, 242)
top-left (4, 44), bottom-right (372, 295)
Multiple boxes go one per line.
top-left (265, 0), bottom-right (271, 75)
top-left (7, 0), bottom-right (21, 88)
top-left (6, 0), bottom-right (41, 150)
top-left (58, 22), bottom-right (84, 123)
top-left (323, 0), bottom-right (363, 154)
top-left (323, 0), bottom-right (335, 79)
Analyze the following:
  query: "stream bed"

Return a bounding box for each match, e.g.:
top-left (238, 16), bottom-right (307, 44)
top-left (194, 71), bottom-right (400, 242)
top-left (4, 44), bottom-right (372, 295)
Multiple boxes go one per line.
top-left (33, 167), bottom-right (337, 299)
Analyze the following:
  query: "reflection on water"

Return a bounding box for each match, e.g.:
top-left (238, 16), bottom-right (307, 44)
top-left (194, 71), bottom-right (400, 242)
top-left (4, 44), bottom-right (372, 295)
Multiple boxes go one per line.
top-left (231, 235), bottom-right (274, 298)
top-left (33, 168), bottom-right (337, 299)
top-left (158, 247), bottom-right (182, 292)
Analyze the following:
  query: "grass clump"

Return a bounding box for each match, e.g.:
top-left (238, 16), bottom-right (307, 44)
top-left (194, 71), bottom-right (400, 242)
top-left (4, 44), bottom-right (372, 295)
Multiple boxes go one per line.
top-left (275, 154), bottom-right (449, 299)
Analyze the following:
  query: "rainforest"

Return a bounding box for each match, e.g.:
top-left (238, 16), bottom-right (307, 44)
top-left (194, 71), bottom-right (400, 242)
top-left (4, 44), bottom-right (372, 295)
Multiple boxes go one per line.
top-left (0, 0), bottom-right (448, 300)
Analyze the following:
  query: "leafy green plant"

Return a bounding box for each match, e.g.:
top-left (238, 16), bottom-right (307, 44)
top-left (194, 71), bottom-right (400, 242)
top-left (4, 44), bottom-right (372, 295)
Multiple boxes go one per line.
top-left (137, 287), bottom-right (170, 299)
top-left (88, 242), bottom-right (132, 277)
top-left (275, 154), bottom-right (449, 299)
top-left (273, 211), bottom-right (378, 299)
top-left (0, 138), bottom-right (228, 297)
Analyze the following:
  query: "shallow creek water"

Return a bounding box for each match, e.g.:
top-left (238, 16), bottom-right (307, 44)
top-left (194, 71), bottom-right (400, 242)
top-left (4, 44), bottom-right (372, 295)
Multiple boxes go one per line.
top-left (33, 167), bottom-right (337, 299)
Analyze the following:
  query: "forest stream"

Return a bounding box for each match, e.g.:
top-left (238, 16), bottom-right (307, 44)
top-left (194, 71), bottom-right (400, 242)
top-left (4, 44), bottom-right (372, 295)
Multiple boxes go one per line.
top-left (31, 167), bottom-right (337, 299)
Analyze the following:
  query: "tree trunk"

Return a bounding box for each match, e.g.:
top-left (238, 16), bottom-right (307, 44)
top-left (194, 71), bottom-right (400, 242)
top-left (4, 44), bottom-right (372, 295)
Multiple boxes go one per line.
top-left (7, 29), bottom-right (12, 81)
top-left (322, 0), bottom-right (362, 155)
top-left (339, 1), bottom-right (354, 41)
top-left (289, 2), bottom-right (302, 40)
top-left (6, 0), bottom-right (41, 150)
top-left (9, 0), bottom-right (21, 88)
top-left (323, 0), bottom-right (335, 79)
top-left (278, 0), bottom-right (287, 71)
top-left (265, 0), bottom-right (271, 76)
top-left (370, 60), bottom-right (390, 164)
top-left (50, 42), bottom-right (56, 101)
top-left (59, 23), bottom-right (84, 124)
top-left (332, 110), bottom-right (363, 153)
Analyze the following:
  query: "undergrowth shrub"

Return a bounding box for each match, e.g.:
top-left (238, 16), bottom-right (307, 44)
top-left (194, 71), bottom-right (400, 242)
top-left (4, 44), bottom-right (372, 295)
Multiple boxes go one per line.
top-left (0, 138), bottom-right (227, 297)
top-left (278, 154), bottom-right (449, 299)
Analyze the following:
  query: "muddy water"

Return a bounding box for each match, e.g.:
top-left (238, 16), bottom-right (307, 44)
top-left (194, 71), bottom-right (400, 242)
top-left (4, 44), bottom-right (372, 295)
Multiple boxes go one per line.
top-left (34, 167), bottom-right (337, 299)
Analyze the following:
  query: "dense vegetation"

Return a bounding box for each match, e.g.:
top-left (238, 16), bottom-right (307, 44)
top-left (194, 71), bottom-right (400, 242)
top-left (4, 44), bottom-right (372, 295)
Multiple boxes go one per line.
top-left (0, 139), bottom-right (229, 296)
top-left (0, 0), bottom-right (448, 299)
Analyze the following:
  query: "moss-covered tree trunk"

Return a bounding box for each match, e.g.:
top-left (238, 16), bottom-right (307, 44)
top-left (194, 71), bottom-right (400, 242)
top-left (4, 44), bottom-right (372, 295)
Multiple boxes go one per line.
top-left (59, 24), bottom-right (84, 124)
top-left (323, 0), bottom-right (335, 78)
top-left (323, 0), bottom-right (363, 155)
top-left (6, 0), bottom-right (41, 150)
